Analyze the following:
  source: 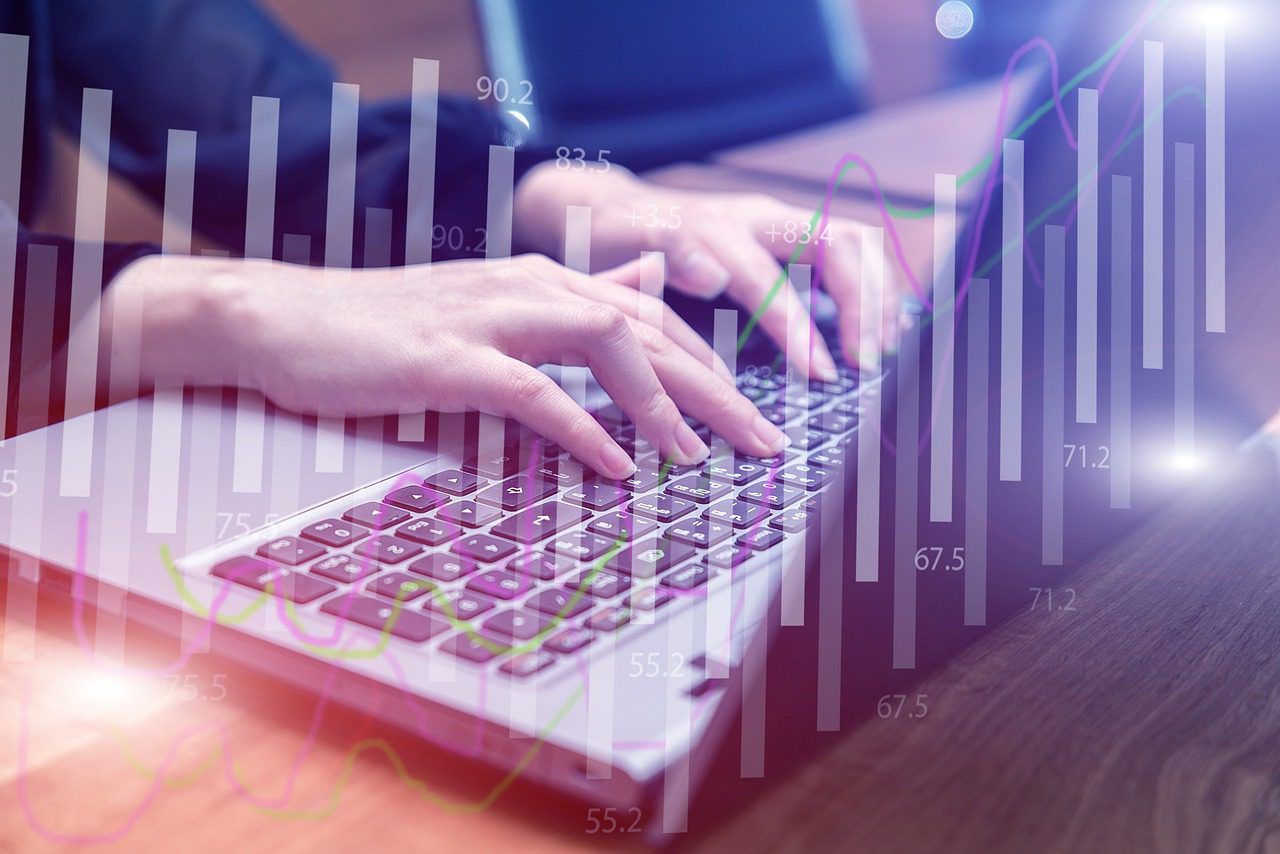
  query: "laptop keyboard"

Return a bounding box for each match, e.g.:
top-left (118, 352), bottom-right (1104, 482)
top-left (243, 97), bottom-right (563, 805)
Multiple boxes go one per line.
top-left (201, 363), bottom-right (870, 681)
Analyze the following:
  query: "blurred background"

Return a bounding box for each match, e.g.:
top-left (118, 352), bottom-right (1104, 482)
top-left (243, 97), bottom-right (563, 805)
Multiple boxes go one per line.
top-left (32, 0), bottom-right (1042, 246)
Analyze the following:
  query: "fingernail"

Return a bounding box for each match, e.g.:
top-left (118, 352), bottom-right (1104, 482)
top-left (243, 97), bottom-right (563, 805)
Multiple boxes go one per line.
top-left (674, 422), bottom-right (711, 464)
top-left (600, 440), bottom-right (637, 479)
top-left (752, 414), bottom-right (786, 454)
top-left (814, 350), bottom-right (839, 382)
top-left (681, 251), bottom-right (731, 298)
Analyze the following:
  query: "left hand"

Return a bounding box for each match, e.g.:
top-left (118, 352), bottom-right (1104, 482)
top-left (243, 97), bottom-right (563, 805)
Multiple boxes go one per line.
top-left (513, 161), bottom-right (902, 377)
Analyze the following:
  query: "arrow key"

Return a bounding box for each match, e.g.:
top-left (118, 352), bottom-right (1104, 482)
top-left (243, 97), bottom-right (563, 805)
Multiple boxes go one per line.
top-left (451, 533), bottom-right (518, 563)
top-left (476, 475), bottom-right (557, 511)
top-left (422, 468), bottom-right (486, 496)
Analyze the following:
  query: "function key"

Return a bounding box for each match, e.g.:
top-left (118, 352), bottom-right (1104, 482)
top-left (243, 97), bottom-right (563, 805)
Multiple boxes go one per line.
top-left (660, 562), bottom-right (712, 591)
top-left (396, 517), bottom-right (461, 546)
top-left (451, 533), bottom-right (518, 563)
top-left (507, 553), bottom-right (572, 581)
top-left (353, 535), bottom-right (422, 565)
top-left (587, 510), bottom-right (657, 541)
top-left (777, 464), bottom-right (831, 491)
top-left (467, 568), bottom-right (536, 601)
top-left (441, 632), bottom-right (508, 663)
top-left (544, 627), bottom-right (594, 654)
top-left (408, 553), bottom-right (479, 583)
top-left (500, 650), bottom-right (557, 678)
top-left (436, 500), bottom-right (502, 529)
top-left (366, 572), bottom-right (436, 603)
top-left (343, 502), bottom-right (410, 531)
top-left (483, 609), bottom-right (553, 641)
top-left (563, 481), bottom-right (629, 512)
top-left (422, 469), bottom-right (486, 496)
top-left (320, 594), bottom-right (448, 642)
top-left (738, 481), bottom-right (805, 510)
top-left (476, 475), bottom-right (558, 511)
top-left (703, 499), bottom-right (770, 529)
top-left (565, 568), bottom-right (630, 600)
top-left (383, 485), bottom-right (449, 513)
top-left (664, 474), bottom-right (731, 504)
top-left (423, 589), bottom-right (495, 622)
top-left (310, 553), bottom-right (379, 584)
top-left (665, 517), bottom-right (734, 548)
top-left (629, 494), bottom-right (697, 523)
top-left (210, 556), bottom-right (336, 604)
top-left (545, 531), bottom-right (616, 562)
top-left (738, 527), bottom-right (784, 551)
top-left (605, 538), bottom-right (697, 578)
top-left (526, 588), bottom-right (593, 619)
top-left (586, 605), bottom-right (633, 633)
top-left (301, 518), bottom-right (369, 548)
top-left (256, 536), bottom-right (326, 567)
top-left (491, 501), bottom-right (590, 543)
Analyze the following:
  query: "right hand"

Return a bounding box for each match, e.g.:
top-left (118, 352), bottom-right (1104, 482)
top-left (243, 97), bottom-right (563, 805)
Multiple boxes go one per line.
top-left (118, 252), bottom-right (787, 479)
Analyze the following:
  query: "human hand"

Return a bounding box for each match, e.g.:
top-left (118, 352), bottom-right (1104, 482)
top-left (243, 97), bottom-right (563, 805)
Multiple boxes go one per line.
top-left (513, 161), bottom-right (902, 375)
top-left (114, 253), bottom-right (787, 479)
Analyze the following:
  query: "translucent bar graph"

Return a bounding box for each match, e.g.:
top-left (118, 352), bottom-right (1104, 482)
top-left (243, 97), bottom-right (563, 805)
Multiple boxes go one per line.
top-left (1076, 88), bottom-right (1099, 423)
top-left (0, 34), bottom-right (28, 434)
top-left (1042, 226), bottom-right (1066, 566)
top-left (705, 309), bottom-right (738, 682)
top-left (59, 88), bottom-right (113, 497)
top-left (1142, 41), bottom-right (1164, 370)
top-left (929, 174), bottom-right (957, 523)
top-left (1205, 24), bottom-right (1226, 333)
top-left (564, 205), bottom-right (591, 272)
top-left (892, 325), bottom-right (920, 669)
top-left (486, 145), bottom-right (515, 259)
top-left (1174, 143), bottom-right (1196, 458)
top-left (354, 208), bottom-right (393, 485)
top-left (854, 225), bottom-right (884, 583)
top-left (964, 279), bottom-right (990, 626)
top-left (1110, 177), bottom-right (1133, 510)
top-left (780, 262), bottom-right (811, 626)
top-left (999, 139), bottom-right (1024, 482)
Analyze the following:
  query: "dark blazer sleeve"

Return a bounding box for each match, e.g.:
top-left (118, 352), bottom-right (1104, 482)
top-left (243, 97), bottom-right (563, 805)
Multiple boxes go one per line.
top-left (47, 0), bottom-right (523, 264)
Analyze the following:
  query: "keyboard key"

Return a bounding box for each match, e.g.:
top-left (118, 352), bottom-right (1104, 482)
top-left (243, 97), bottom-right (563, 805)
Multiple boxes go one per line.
top-left (740, 384), bottom-right (772, 402)
top-left (563, 481), bottom-right (629, 511)
top-left (546, 531), bottom-right (617, 562)
top-left (462, 447), bottom-right (533, 479)
top-left (210, 557), bottom-right (335, 604)
top-left (526, 588), bottom-right (593, 619)
top-left (408, 553), bottom-right (479, 583)
top-left (664, 517), bottom-right (734, 548)
top-left (832, 399), bottom-right (866, 417)
top-left (770, 507), bottom-right (818, 533)
top-left (467, 569), bottom-right (536, 600)
top-left (605, 538), bottom-right (698, 578)
top-left (737, 449), bottom-right (799, 468)
top-left (807, 445), bottom-right (851, 468)
top-left (741, 371), bottom-right (784, 391)
top-left (423, 589), bottom-right (495, 622)
top-left (484, 609), bottom-right (553, 640)
top-left (664, 475), bottom-right (731, 504)
top-left (353, 535), bottom-right (422, 565)
top-left (501, 650), bottom-right (557, 678)
top-left (310, 553), bottom-right (379, 584)
top-left (383, 484), bottom-right (449, 513)
top-left (614, 465), bottom-right (661, 492)
top-left (451, 533), bottom-right (518, 563)
top-left (706, 458), bottom-right (770, 486)
top-left (545, 627), bottom-right (594, 654)
top-left (661, 562), bottom-right (712, 591)
top-left (759, 402), bottom-right (798, 427)
top-left (441, 632), bottom-right (507, 663)
top-left (366, 572), bottom-right (436, 602)
top-left (320, 594), bottom-right (448, 642)
top-left (738, 527), bottom-right (784, 551)
top-left (301, 519), bottom-right (369, 548)
top-left (587, 605), bottom-right (633, 633)
top-left (256, 536), bottom-right (326, 567)
top-left (436, 500), bottom-right (503, 529)
top-left (707, 542), bottom-right (754, 569)
top-left (534, 457), bottom-right (591, 486)
top-left (704, 499), bottom-right (771, 529)
top-left (476, 475), bottom-right (558, 511)
top-left (739, 481), bottom-right (805, 510)
top-left (565, 568), bottom-right (630, 600)
top-left (422, 469), bottom-right (486, 496)
top-left (343, 502), bottom-right (410, 531)
top-left (629, 494), bottom-right (697, 523)
top-left (396, 517), bottom-right (462, 546)
top-left (783, 428), bottom-right (829, 450)
top-left (630, 586), bottom-right (674, 611)
top-left (809, 412), bottom-right (858, 434)
top-left (491, 501), bottom-right (590, 543)
top-left (777, 464), bottom-right (831, 491)
top-left (507, 553), bottom-right (572, 581)
top-left (587, 510), bottom-right (657, 541)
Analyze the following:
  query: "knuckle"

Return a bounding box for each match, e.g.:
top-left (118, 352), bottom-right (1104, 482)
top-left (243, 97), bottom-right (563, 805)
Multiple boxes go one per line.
top-left (578, 303), bottom-right (628, 339)
top-left (633, 322), bottom-right (671, 357)
top-left (506, 367), bottom-right (553, 410)
top-left (642, 387), bottom-right (682, 428)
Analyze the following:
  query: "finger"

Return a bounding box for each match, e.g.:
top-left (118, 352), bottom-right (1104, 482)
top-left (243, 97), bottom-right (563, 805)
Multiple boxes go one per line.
top-left (473, 354), bottom-right (636, 480)
top-left (568, 268), bottom-right (734, 382)
top-left (660, 231), bottom-right (731, 299)
top-left (626, 317), bottom-right (786, 458)
top-left (700, 229), bottom-right (838, 380)
top-left (494, 303), bottom-right (711, 466)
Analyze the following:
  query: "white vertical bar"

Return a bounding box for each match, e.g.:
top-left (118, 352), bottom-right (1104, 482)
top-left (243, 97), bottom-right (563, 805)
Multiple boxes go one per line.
top-left (892, 322), bottom-right (919, 669)
top-left (486, 145), bottom-right (514, 260)
top-left (1110, 177), bottom-right (1133, 510)
top-left (780, 263), bottom-right (810, 626)
top-left (999, 139), bottom-right (1024, 482)
top-left (585, 631), bottom-right (617, 779)
top-left (233, 96), bottom-right (279, 493)
top-left (145, 130), bottom-right (196, 534)
top-left (0, 34), bottom-right (29, 434)
top-left (1205, 24), bottom-right (1226, 333)
top-left (929, 174), bottom-right (956, 521)
top-left (964, 279), bottom-right (990, 626)
top-left (632, 251), bottom-right (665, 625)
top-left (1042, 226), bottom-right (1066, 566)
top-left (1142, 41), bottom-right (1165, 369)
top-left (1076, 88), bottom-right (1100, 423)
top-left (704, 309), bottom-right (737, 680)
top-left (1174, 143), bottom-right (1195, 459)
top-left (58, 88), bottom-right (112, 497)
top-left (354, 208), bottom-right (393, 485)
top-left (855, 225), bottom-right (884, 583)
top-left (564, 205), bottom-right (591, 273)
top-left (397, 61), bottom-right (436, 443)
top-left (315, 83), bottom-right (360, 475)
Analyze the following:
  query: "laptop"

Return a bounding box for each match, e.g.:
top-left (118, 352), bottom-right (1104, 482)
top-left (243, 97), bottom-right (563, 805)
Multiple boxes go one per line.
top-left (1, 0), bottom-right (1270, 840)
